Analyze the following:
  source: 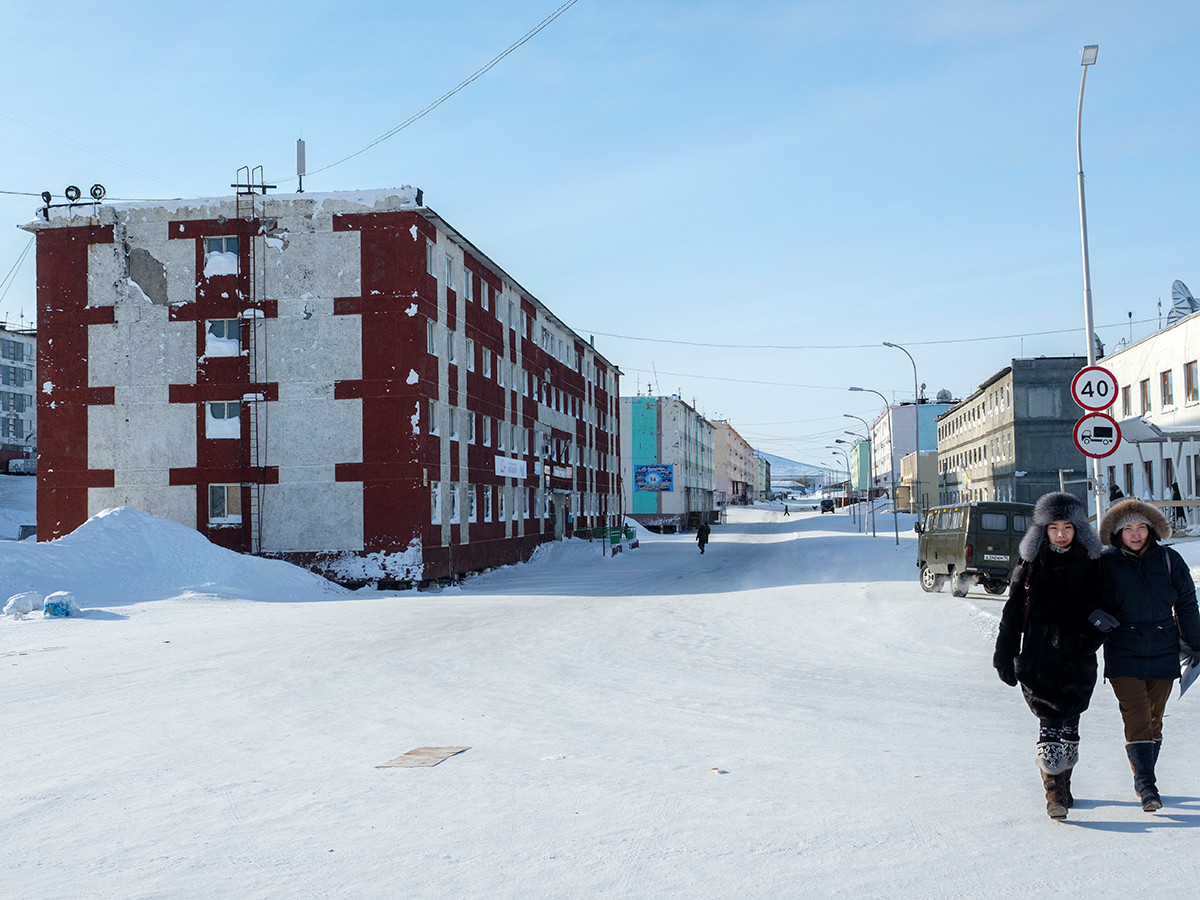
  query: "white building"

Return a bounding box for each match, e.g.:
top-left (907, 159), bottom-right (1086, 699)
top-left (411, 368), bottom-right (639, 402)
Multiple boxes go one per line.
top-left (1094, 314), bottom-right (1200, 523)
top-left (0, 324), bottom-right (36, 460)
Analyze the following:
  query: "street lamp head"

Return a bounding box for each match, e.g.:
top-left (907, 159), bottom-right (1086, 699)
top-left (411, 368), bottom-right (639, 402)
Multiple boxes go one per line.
top-left (882, 341), bottom-right (897, 348)
top-left (849, 386), bottom-right (864, 392)
top-left (1081, 44), bottom-right (1098, 66)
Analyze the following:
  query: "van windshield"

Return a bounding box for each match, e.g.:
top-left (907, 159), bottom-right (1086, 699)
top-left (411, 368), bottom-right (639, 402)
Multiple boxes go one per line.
top-left (980, 513), bottom-right (1007, 531)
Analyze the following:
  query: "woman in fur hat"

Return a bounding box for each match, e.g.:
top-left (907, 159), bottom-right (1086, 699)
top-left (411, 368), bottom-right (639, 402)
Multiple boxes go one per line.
top-left (1097, 497), bottom-right (1200, 812)
top-left (993, 491), bottom-right (1105, 820)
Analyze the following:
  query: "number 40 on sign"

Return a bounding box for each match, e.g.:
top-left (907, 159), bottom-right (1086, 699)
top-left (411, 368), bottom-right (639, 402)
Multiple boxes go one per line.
top-left (1071, 365), bottom-right (1118, 411)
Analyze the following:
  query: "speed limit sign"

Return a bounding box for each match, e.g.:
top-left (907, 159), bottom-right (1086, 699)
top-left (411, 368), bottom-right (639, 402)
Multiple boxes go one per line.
top-left (1071, 365), bottom-right (1118, 411)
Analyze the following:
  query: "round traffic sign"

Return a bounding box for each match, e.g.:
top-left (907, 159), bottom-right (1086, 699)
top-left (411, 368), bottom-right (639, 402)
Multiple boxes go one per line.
top-left (1071, 365), bottom-right (1119, 411)
top-left (1074, 412), bottom-right (1121, 458)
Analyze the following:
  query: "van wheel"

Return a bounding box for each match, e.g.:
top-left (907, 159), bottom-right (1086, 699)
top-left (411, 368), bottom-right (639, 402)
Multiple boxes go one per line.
top-left (984, 581), bottom-right (1007, 595)
top-left (950, 570), bottom-right (969, 598)
top-left (919, 564), bottom-right (946, 593)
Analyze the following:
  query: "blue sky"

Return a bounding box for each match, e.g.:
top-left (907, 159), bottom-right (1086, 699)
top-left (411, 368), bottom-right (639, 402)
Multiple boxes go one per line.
top-left (3, 1), bottom-right (1199, 468)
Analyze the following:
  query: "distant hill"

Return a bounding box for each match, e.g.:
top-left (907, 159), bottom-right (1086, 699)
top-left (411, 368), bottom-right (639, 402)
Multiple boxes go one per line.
top-left (758, 452), bottom-right (837, 479)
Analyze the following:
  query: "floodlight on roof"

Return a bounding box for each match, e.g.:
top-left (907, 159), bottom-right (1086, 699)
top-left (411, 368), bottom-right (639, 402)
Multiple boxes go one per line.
top-left (1081, 45), bottom-right (1098, 66)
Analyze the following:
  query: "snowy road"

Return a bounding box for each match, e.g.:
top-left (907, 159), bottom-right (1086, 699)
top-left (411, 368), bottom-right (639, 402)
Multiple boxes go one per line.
top-left (3, 505), bottom-right (1200, 898)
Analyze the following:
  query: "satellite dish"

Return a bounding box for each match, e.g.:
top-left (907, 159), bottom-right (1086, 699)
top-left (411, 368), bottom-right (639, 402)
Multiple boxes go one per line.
top-left (1167, 280), bottom-right (1199, 324)
top-left (936, 389), bottom-right (953, 403)
top-left (64, 185), bottom-right (81, 202)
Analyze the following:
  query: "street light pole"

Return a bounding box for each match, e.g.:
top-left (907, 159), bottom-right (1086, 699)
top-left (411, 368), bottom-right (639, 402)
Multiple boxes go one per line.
top-left (827, 446), bottom-right (852, 520)
top-left (851, 387), bottom-right (900, 545)
top-left (883, 341), bottom-right (921, 516)
top-left (1077, 43), bottom-right (1105, 524)
top-left (834, 440), bottom-right (863, 531)
top-left (844, 415), bottom-right (876, 536)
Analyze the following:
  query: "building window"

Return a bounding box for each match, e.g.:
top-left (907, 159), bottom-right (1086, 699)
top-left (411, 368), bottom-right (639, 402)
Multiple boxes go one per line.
top-left (484, 485), bottom-right (493, 522)
top-left (203, 236), bottom-right (238, 277)
top-left (208, 484), bottom-right (242, 524)
top-left (431, 481), bottom-right (441, 524)
top-left (1144, 460), bottom-right (1155, 497)
top-left (206, 319), bottom-right (240, 357)
top-left (426, 240), bottom-right (437, 276)
top-left (205, 401), bottom-right (241, 439)
top-left (481, 282), bottom-right (490, 311)
top-left (445, 257), bottom-right (455, 292)
top-left (1187, 363), bottom-right (1199, 404)
top-left (483, 415), bottom-right (492, 447)
top-left (483, 348), bottom-right (492, 378)
top-left (466, 339), bottom-right (475, 372)
top-left (447, 331), bottom-right (456, 364)
top-left (464, 270), bottom-right (474, 302)
top-left (1140, 379), bottom-right (1151, 414)
top-left (468, 484), bottom-right (477, 523)
top-left (468, 411), bottom-right (476, 445)
top-left (499, 488), bottom-right (507, 521)
top-left (1161, 370), bottom-right (1174, 407)
top-left (1165, 458), bottom-right (1176, 493)
top-left (427, 320), bottom-right (437, 356)
top-left (428, 400), bottom-right (439, 436)
top-left (1122, 385), bottom-right (1131, 417)
top-left (449, 484), bottom-right (459, 522)
top-left (448, 407), bottom-right (458, 442)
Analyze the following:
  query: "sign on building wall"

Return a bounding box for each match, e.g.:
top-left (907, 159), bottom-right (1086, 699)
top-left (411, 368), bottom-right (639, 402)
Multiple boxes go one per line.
top-left (634, 464), bottom-right (673, 492)
top-left (495, 456), bottom-right (527, 479)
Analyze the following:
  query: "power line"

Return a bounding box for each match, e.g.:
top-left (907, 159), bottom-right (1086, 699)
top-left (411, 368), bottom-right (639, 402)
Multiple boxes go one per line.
top-left (275, 0), bottom-right (583, 185)
top-left (0, 237), bottom-right (34, 308)
top-left (585, 317), bottom-right (1160, 351)
top-left (0, 105), bottom-right (197, 195)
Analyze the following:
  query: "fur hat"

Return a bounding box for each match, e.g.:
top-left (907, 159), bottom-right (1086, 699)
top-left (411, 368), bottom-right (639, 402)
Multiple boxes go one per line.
top-left (1019, 491), bottom-right (1103, 561)
top-left (1099, 497), bottom-right (1172, 547)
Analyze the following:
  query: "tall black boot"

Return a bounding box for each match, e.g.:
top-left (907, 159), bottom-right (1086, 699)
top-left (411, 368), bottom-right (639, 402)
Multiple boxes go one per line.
top-left (1126, 741), bottom-right (1162, 812)
top-left (1040, 771), bottom-right (1068, 819)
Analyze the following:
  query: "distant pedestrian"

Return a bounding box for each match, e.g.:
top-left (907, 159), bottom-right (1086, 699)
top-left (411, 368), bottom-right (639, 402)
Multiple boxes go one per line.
top-left (783, 504), bottom-right (790, 517)
top-left (696, 522), bottom-right (711, 555)
top-left (1109, 483), bottom-right (1125, 503)
top-left (1095, 498), bottom-right (1200, 812)
top-left (993, 492), bottom-right (1106, 820)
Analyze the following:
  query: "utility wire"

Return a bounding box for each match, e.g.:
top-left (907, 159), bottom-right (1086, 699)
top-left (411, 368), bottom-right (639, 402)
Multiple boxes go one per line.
top-left (276, 0), bottom-right (582, 184)
top-left (0, 237), bottom-right (34, 307)
top-left (0, 105), bottom-right (197, 196)
top-left (584, 317), bottom-right (1160, 351)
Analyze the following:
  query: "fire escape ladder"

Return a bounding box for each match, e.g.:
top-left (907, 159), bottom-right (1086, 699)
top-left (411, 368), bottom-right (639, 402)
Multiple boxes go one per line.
top-left (235, 165), bottom-right (269, 554)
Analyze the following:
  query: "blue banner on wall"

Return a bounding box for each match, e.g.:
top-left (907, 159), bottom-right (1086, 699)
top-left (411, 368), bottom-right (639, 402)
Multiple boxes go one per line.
top-left (634, 464), bottom-right (673, 492)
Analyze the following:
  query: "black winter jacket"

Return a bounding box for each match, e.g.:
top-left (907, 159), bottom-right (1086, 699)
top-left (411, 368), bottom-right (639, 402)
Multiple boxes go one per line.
top-left (994, 543), bottom-right (1102, 721)
top-left (1097, 541), bottom-right (1200, 680)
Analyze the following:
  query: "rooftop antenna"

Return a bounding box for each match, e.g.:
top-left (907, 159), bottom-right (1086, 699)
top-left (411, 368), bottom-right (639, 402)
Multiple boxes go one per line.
top-left (651, 361), bottom-right (660, 394)
top-left (296, 139), bottom-right (306, 193)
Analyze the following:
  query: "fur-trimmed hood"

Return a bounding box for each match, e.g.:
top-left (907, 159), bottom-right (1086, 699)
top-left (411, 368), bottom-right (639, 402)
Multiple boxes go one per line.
top-left (1099, 497), bottom-right (1172, 547)
top-left (1019, 491), bottom-right (1103, 561)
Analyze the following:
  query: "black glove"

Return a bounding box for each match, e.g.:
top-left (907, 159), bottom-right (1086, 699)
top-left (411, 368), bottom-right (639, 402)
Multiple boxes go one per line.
top-left (995, 658), bottom-right (1018, 687)
top-left (1088, 609), bottom-right (1120, 633)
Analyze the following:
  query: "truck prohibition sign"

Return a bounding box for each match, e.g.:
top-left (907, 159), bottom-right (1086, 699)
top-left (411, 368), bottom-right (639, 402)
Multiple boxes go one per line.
top-left (1074, 412), bottom-right (1121, 459)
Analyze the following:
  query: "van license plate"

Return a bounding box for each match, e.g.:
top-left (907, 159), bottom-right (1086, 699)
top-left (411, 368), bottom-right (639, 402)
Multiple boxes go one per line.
top-left (983, 554), bottom-right (1009, 562)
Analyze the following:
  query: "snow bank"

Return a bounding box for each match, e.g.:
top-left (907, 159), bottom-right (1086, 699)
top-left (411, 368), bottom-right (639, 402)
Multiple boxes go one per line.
top-left (0, 506), bottom-right (346, 608)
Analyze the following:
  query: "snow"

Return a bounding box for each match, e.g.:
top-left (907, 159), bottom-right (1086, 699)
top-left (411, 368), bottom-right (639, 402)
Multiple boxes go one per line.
top-left (4, 499), bottom-right (1200, 897)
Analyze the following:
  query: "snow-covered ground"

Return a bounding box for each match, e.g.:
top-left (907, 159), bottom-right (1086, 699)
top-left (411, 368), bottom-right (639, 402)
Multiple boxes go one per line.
top-left (4, 496), bottom-right (1200, 898)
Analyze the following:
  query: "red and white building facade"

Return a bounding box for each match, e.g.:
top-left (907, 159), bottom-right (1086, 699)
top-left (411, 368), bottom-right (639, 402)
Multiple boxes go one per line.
top-left (24, 188), bottom-right (621, 584)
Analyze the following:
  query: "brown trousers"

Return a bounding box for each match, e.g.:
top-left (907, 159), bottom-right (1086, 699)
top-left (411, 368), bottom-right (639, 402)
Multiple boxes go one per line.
top-left (1110, 677), bottom-right (1174, 742)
